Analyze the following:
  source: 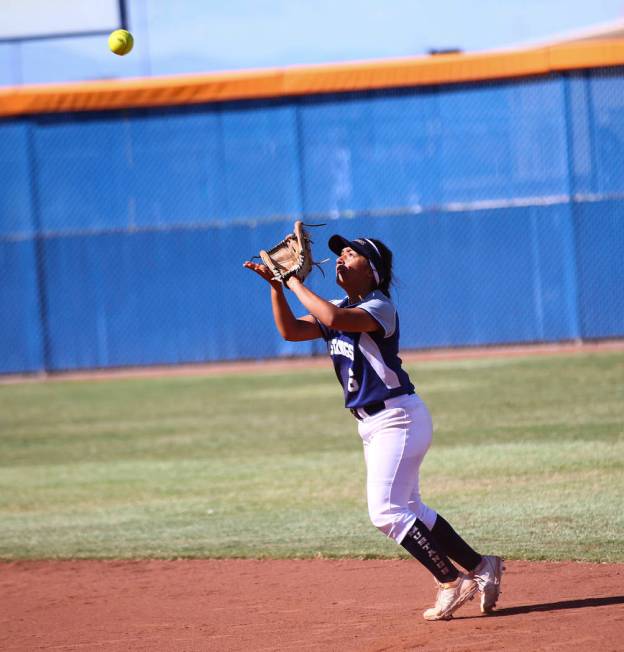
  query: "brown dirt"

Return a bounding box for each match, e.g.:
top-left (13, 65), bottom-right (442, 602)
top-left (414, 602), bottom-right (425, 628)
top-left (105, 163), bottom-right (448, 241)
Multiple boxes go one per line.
top-left (2, 559), bottom-right (623, 651)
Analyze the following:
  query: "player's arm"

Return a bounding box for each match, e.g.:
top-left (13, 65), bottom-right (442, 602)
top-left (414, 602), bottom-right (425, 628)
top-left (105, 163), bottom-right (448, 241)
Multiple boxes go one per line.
top-left (244, 261), bottom-right (321, 341)
top-left (270, 287), bottom-right (322, 341)
top-left (286, 277), bottom-right (379, 333)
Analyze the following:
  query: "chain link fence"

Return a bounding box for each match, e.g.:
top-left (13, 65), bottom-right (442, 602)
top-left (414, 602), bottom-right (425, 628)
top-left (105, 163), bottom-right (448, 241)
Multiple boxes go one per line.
top-left (1, 68), bottom-right (623, 373)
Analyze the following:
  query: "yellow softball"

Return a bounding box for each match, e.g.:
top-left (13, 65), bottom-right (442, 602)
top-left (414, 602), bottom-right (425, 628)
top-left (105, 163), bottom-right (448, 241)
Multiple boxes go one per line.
top-left (108, 29), bottom-right (134, 56)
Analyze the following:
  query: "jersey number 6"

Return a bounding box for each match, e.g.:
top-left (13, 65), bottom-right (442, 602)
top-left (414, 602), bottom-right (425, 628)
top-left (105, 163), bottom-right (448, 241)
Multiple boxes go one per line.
top-left (348, 368), bottom-right (360, 393)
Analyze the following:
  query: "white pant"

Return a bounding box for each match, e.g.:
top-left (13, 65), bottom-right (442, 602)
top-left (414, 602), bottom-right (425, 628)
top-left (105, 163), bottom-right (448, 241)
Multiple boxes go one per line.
top-left (358, 394), bottom-right (438, 544)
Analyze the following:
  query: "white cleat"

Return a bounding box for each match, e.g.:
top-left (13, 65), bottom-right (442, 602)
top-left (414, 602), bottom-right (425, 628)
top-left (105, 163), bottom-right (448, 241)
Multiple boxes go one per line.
top-left (423, 574), bottom-right (478, 621)
top-left (472, 555), bottom-right (504, 613)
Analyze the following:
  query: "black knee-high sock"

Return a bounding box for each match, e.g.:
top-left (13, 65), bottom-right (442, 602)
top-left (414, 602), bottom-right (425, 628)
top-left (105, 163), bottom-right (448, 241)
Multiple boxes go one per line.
top-left (431, 514), bottom-right (482, 572)
top-left (400, 519), bottom-right (460, 583)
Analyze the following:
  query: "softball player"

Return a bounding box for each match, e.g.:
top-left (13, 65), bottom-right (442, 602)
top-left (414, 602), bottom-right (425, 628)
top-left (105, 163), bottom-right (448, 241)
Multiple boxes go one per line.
top-left (244, 234), bottom-right (503, 621)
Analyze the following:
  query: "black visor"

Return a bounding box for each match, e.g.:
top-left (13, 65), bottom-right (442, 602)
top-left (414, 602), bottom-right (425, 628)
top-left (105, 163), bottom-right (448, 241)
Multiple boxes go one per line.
top-left (328, 235), bottom-right (386, 284)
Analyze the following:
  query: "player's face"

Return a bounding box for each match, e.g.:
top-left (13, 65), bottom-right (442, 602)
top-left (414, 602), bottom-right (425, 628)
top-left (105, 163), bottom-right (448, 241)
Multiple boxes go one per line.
top-left (336, 247), bottom-right (374, 289)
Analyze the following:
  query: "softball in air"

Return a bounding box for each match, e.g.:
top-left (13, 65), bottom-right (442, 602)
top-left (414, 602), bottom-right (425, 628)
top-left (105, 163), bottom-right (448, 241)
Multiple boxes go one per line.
top-left (108, 29), bottom-right (134, 56)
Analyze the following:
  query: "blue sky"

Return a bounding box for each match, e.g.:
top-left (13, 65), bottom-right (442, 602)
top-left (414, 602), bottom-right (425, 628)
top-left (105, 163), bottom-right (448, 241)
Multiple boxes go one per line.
top-left (1, 0), bottom-right (623, 85)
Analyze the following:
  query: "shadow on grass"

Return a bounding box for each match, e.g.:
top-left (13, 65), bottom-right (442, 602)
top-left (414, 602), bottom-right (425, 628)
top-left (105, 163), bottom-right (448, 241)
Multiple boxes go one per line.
top-left (490, 595), bottom-right (624, 617)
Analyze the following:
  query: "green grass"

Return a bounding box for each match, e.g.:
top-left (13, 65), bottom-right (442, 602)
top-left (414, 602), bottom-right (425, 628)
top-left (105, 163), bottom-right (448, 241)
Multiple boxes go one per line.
top-left (0, 350), bottom-right (622, 561)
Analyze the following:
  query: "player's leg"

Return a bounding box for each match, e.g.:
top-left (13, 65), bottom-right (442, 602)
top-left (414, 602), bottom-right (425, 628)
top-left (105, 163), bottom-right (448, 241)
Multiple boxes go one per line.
top-left (360, 398), bottom-right (477, 619)
top-left (420, 510), bottom-right (504, 612)
top-left (361, 400), bottom-right (437, 547)
top-left (407, 481), bottom-right (503, 612)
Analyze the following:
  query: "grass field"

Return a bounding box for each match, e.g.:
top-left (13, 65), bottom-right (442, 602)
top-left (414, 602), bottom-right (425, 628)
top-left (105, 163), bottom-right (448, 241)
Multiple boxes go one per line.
top-left (0, 350), bottom-right (622, 562)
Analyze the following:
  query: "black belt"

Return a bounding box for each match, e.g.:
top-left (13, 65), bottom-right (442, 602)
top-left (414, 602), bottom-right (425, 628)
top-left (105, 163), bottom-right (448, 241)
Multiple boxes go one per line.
top-left (350, 401), bottom-right (385, 420)
top-left (350, 391), bottom-right (414, 420)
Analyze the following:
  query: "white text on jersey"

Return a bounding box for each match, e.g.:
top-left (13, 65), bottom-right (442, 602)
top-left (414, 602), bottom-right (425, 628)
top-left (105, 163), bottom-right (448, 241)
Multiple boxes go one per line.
top-left (329, 338), bottom-right (354, 361)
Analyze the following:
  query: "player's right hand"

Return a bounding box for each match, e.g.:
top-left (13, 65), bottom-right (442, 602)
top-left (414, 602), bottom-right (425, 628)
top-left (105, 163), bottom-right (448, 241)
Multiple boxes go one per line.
top-left (243, 261), bottom-right (282, 288)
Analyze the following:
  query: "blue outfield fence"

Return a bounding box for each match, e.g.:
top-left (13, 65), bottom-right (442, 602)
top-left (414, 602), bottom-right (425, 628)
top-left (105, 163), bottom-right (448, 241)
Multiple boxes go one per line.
top-left (1, 69), bottom-right (623, 373)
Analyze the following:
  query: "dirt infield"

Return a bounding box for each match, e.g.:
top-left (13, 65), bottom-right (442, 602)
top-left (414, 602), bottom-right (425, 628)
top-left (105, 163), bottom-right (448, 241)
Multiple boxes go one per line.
top-left (2, 560), bottom-right (623, 651)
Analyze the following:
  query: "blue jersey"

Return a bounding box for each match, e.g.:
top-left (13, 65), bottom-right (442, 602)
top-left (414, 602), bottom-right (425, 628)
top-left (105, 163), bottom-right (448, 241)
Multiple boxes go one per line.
top-left (315, 291), bottom-right (415, 408)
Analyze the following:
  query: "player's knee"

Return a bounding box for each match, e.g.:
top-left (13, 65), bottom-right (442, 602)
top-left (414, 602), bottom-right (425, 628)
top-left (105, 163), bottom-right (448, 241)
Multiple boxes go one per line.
top-left (369, 500), bottom-right (438, 541)
top-left (368, 505), bottom-right (408, 541)
top-left (369, 510), bottom-right (392, 536)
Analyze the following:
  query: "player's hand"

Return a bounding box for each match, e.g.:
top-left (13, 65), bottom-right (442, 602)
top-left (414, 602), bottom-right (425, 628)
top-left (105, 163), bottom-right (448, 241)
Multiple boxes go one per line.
top-left (243, 261), bottom-right (283, 289)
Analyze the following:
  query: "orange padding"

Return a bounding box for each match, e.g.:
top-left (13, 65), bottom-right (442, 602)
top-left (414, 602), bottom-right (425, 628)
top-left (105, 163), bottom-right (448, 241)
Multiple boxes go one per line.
top-left (1, 40), bottom-right (624, 117)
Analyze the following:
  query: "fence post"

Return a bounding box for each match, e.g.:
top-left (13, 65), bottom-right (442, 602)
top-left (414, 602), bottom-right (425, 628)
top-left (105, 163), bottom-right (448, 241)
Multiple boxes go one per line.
top-left (26, 120), bottom-right (52, 372)
top-left (561, 74), bottom-right (583, 342)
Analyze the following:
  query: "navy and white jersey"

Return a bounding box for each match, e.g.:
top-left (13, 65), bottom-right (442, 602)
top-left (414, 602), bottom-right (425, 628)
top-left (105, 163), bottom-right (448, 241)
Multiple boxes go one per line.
top-left (315, 290), bottom-right (415, 408)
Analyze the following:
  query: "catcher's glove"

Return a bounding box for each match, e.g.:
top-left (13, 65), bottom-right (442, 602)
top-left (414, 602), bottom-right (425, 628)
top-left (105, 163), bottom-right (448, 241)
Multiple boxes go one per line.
top-left (258, 221), bottom-right (325, 285)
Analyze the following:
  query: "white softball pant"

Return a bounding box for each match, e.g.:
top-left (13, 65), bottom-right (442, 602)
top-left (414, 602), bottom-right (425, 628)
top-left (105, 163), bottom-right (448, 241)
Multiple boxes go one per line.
top-left (358, 393), bottom-right (438, 544)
